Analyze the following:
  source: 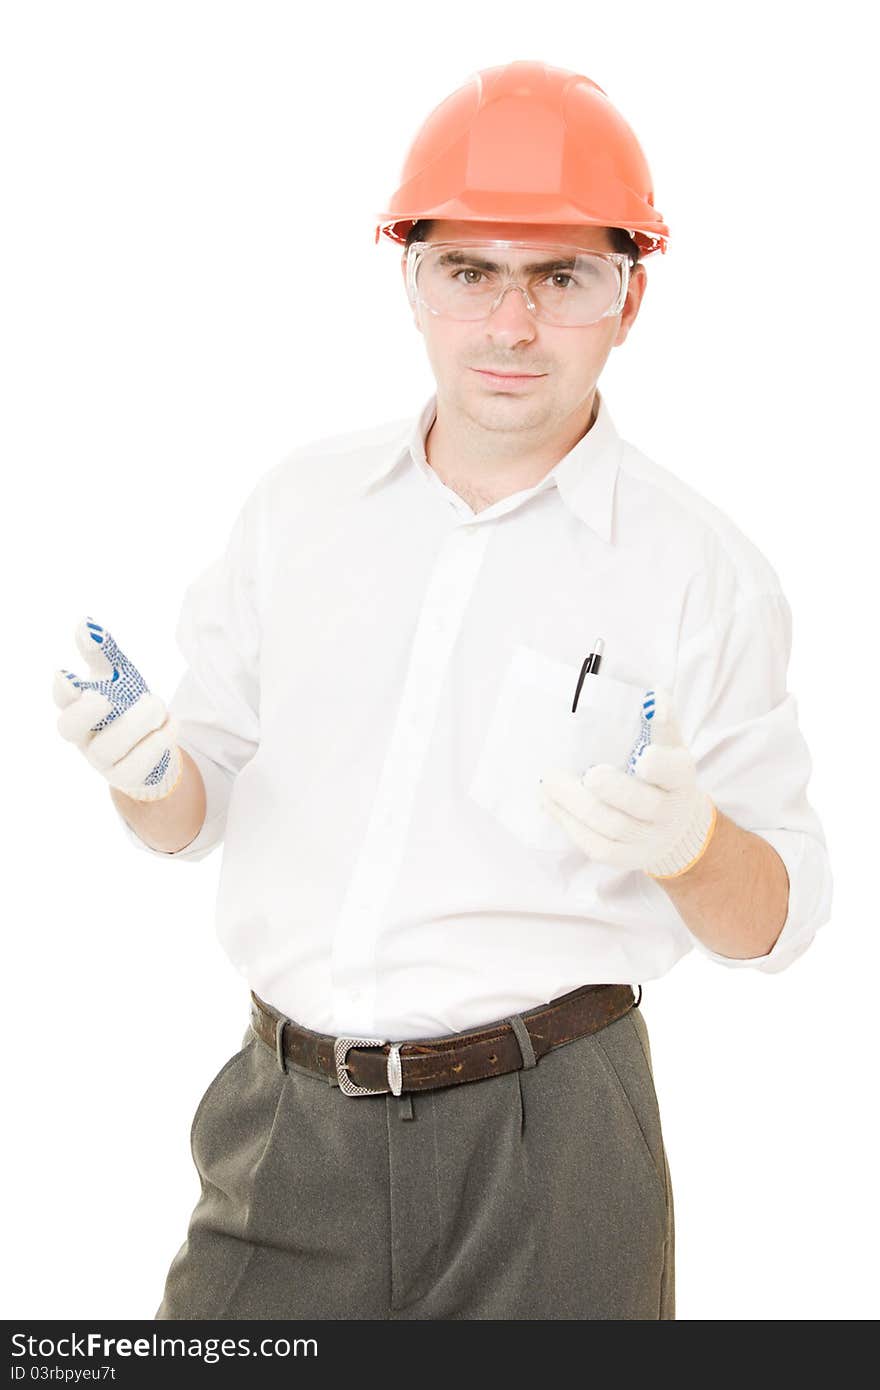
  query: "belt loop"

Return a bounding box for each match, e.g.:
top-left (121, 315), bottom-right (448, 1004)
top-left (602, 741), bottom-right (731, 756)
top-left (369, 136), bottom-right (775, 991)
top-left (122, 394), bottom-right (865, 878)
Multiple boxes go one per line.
top-left (505, 1014), bottom-right (537, 1070)
top-left (275, 1015), bottom-right (289, 1074)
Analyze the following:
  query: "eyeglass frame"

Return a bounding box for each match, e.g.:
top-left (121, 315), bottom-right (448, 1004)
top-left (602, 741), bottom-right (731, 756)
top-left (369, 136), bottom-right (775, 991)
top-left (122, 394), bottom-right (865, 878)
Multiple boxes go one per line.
top-left (404, 239), bottom-right (633, 327)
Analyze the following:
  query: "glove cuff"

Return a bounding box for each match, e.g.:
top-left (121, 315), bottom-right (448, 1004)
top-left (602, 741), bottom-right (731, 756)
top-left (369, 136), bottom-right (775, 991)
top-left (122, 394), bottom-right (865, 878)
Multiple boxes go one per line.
top-left (121, 744), bottom-right (184, 802)
top-left (646, 795), bottom-right (718, 879)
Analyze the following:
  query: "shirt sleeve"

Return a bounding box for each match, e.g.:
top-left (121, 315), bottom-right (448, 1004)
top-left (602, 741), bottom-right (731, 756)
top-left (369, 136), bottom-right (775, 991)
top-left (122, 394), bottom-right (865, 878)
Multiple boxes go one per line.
top-left (114, 477), bottom-right (265, 862)
top-left (669, 590), bottom-right (833, 972)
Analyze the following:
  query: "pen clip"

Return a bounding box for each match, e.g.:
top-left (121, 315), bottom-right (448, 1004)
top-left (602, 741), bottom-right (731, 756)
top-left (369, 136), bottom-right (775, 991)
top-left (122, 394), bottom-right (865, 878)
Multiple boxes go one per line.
top-left (571, 656), bottom-right (592, 713)
top-left (572, 637), bottom-right (604, 713)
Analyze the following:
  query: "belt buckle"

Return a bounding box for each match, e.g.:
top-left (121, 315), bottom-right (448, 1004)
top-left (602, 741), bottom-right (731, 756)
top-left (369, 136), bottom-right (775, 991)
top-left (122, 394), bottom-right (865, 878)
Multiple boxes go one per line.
top-left (334, 1036), bottom-right (403, 1097)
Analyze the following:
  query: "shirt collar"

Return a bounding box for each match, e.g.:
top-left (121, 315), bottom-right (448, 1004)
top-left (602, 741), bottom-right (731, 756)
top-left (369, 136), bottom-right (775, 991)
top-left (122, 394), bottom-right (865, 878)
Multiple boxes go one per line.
top-left (363, 388), bottom-right (621, 545)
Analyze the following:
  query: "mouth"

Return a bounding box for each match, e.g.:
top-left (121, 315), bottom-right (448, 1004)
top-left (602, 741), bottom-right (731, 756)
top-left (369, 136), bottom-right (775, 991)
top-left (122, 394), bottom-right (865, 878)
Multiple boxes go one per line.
top-left (471, 368), bottom-right (547, 385)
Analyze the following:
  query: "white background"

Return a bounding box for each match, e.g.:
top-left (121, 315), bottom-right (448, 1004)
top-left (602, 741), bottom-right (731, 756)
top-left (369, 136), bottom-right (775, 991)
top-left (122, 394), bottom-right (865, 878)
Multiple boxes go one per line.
top-left (2, 0), bottom-right (876, 1321)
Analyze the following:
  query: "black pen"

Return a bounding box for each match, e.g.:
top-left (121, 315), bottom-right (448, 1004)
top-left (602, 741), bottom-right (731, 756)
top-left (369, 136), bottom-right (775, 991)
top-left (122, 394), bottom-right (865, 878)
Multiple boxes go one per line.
top-left (571, 637), bottom-right (604, 713)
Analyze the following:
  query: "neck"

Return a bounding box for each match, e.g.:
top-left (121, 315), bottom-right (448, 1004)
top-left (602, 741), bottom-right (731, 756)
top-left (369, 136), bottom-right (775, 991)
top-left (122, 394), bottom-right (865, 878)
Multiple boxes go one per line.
top-left (424, 389), bottom-right (600, 507)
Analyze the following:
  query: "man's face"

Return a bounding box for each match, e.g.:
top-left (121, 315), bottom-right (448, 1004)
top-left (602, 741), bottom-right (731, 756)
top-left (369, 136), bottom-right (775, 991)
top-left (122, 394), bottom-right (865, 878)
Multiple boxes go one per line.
top-left (400, 220), bottom-right (647, 437)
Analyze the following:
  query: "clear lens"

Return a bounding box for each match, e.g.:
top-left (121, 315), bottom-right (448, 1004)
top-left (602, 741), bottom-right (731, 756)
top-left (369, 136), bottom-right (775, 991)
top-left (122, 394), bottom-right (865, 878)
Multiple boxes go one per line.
top-left (411, 242), bottom-right (627, 326)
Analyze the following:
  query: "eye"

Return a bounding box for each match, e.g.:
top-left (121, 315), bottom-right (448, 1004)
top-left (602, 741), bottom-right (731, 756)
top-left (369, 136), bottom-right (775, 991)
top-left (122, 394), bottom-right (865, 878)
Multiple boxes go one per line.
top-left (452, 268), bottom-right (486, 285)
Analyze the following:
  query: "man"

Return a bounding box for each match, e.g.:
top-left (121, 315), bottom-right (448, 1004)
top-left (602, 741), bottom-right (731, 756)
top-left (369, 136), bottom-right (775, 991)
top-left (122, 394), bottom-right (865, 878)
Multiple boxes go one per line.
top-left (54, 59), bottom-right (832, 1320)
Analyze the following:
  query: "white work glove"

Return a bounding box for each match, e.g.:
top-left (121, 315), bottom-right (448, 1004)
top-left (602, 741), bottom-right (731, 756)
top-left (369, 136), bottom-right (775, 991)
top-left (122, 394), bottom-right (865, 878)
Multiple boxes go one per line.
top-left (53, 616), bottom-right (183, 801)
top-left (538, 687), bottom-right (717, 878)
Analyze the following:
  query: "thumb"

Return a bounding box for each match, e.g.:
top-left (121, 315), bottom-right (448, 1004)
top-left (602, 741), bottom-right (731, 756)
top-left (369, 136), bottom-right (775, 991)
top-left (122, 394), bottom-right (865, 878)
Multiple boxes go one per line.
top-left (52, 668), bottom-right (82, 710)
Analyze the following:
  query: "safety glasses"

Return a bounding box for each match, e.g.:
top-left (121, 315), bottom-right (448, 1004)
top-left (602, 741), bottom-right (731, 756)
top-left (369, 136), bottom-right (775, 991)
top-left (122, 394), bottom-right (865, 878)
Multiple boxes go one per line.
top-left (405, 240), bottom-right (632, 327)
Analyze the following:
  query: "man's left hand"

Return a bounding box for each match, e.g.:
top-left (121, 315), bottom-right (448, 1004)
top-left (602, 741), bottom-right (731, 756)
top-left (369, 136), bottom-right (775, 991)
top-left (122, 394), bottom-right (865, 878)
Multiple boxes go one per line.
top-left (538, 687), bottom-right (717, 878)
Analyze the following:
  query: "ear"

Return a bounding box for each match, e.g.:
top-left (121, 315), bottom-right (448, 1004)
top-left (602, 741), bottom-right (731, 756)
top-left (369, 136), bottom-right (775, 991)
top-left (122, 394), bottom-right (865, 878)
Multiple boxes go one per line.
top-left (400, 252), bottom-right (423, 334)
top-left (613, 263), bottom-right (647, 348)
top-left (400, 251), bottom-right (422, 334)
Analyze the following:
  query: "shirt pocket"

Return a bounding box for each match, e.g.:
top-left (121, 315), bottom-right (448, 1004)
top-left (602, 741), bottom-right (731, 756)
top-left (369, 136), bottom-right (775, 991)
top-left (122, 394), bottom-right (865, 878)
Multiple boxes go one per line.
top-left (466, 642), bottom-right (648, 855)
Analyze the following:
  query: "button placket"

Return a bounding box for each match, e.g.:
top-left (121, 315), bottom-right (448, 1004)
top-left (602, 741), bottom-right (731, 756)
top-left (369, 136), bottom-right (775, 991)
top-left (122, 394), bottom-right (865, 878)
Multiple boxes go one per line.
top-left (329, 525), bottom-right (492, 1030)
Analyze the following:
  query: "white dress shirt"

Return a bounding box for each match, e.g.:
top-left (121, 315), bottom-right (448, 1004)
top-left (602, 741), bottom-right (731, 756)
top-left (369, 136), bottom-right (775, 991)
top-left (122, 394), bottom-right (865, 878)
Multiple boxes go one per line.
top-left (117, 389), bottom-right (833, 1040)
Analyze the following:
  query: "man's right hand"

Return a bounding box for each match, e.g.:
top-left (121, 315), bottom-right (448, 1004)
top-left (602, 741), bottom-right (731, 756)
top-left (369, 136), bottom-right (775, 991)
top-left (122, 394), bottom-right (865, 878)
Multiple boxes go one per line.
top-left (53, 617), bottom-right (183, 801)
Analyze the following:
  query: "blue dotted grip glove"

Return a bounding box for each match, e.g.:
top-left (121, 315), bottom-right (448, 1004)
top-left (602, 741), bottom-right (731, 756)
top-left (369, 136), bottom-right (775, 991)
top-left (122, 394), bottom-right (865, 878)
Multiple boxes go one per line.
top-left (539, 686), bottom-right (717, 878)
top-left (625, 689), bottom-right (656, 774)
top-left (53, 617), bottom-right (183, 801)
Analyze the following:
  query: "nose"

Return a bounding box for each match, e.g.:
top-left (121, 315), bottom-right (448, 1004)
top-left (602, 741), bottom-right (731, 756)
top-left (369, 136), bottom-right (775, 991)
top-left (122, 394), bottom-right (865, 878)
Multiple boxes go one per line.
top-left (484, 284), bottom-right (538, 347)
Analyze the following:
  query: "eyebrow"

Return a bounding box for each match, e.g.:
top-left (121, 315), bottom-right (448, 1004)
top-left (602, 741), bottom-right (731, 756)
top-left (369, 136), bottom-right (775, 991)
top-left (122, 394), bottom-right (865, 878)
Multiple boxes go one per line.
top-left (433, 250), bottom-right (583, 274)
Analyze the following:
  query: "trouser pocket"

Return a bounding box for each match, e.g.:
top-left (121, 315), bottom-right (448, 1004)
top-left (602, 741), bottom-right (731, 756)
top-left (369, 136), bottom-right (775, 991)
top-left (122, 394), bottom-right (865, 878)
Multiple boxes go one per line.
top-left (189, 1027), bottom-right (258, 1164)
top-left (589, 1009), bottom-right (669, 1220)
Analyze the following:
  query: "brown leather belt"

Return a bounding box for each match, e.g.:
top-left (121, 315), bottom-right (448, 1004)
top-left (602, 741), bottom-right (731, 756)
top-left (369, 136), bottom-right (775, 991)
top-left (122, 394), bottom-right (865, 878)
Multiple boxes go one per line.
top-left (248, 982), bottom-right (641, 1098)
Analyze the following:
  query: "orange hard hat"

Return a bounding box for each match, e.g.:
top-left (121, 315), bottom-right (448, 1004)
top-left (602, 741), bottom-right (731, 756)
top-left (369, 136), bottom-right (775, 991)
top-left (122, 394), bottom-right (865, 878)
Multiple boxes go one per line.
top-left (375, 59), bottom-right (668, 258)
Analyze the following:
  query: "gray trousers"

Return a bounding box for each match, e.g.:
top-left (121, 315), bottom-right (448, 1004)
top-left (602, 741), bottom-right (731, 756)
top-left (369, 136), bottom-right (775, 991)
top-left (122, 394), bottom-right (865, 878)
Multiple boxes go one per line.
top-left (155, 1001), bottom-right (674, 1320)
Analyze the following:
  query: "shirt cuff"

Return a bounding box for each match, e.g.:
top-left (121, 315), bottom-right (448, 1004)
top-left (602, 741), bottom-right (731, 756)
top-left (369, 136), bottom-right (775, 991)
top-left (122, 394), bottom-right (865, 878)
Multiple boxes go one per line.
top-left (113, 741), bottom-right (232, 862)
top-left (685, 829), bottom-right (831, 973)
